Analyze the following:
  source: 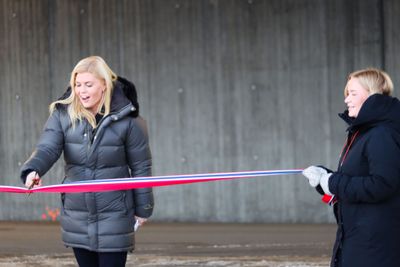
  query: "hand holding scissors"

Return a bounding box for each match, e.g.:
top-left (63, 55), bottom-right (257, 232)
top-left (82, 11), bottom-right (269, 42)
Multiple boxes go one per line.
top-left (25, 171), bottom-right (42, 194)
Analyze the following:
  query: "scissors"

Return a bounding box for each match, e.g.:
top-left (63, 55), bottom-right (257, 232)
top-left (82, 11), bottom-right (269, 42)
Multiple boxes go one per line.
top-left (27, 172), bottom-right (40, 196)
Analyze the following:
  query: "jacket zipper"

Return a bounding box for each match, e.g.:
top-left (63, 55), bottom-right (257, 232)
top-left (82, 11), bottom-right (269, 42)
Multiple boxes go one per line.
top-left (339, 130), bottom-right (360, 168)
top-left (335, 129), bottom-right (360, 264)
top-left (91, 104), bottom-right (134, 144)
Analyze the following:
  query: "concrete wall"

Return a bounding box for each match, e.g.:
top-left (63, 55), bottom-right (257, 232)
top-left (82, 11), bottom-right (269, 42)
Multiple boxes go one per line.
top-left (0, 0), bottom-right (399, 222)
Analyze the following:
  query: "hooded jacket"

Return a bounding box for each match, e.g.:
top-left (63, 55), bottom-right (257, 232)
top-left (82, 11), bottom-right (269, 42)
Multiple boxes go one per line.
top-left (328, 94), bottom-right (400, 267)
top-left (20, 77), bottom-right (154, 252)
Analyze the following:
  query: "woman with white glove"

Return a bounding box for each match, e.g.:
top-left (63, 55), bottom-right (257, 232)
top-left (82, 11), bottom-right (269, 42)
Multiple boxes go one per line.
top-left (303, 68), bottom-right (400, 267)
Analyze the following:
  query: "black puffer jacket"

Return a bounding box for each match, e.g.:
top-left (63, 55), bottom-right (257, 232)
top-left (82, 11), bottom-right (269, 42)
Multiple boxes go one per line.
top-left (328, 94), bottom-right (400, 267)
top-left (20, 77), bottom-right (154, 252)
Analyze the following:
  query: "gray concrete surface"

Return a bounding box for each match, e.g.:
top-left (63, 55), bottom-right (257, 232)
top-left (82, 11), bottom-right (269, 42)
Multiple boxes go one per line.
top-left (0, 221), bottom-right (336, 266)
top-left (3, 0), bottom-right (400, 223)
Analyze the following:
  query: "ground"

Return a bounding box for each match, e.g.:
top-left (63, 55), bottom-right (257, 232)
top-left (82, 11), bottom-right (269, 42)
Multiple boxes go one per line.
top-left (0, 222), bottom-right (336, 266)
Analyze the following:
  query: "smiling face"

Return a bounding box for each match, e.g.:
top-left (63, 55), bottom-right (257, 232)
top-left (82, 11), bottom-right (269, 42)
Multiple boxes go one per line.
top-left (344, 77), bottom-right (370, 118)
top-left (74, 72), bottom-right (106, 114)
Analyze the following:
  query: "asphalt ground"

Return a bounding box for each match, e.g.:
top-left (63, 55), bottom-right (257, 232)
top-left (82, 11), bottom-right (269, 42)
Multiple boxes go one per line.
top-left (0, 222), bottom-right (336, 266)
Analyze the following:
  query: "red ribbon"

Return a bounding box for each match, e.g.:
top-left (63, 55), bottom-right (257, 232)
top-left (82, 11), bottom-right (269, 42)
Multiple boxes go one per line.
top-left (0, 169), bottom-right (302, 194)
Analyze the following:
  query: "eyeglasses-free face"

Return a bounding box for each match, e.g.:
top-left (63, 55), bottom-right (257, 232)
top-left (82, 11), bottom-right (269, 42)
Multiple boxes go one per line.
top-left (74, 72), bottom-right (106, 115)
top-left (344, 77), bottom-right (370, 118)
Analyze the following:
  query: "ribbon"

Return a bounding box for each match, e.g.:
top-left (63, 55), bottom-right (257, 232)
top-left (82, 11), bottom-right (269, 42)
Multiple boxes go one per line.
top-left (0, 169), bottom-right (302, 194)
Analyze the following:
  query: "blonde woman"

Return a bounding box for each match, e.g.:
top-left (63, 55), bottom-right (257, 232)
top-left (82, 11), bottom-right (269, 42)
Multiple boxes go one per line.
top-left (21, 56), bottom-right (154, 267)
top-left (303, 68), bottom-right (400, 267)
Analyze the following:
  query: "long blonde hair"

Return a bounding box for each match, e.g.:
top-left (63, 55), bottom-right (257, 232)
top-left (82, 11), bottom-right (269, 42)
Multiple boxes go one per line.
top-left (344, 68), bottom-right (393, 97)
top-left (50, 56), bottom-right (117, 128)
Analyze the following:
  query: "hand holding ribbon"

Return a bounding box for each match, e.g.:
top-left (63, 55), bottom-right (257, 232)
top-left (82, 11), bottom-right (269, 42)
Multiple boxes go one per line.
top-left (25, 171), bottom-right (42, 189)
top-left (302, 166), bottom-right (332, 195)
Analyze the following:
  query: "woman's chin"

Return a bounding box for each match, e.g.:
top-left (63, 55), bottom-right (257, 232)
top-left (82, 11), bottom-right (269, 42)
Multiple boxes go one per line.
top-left (348, 113), bottom-right (357, 118)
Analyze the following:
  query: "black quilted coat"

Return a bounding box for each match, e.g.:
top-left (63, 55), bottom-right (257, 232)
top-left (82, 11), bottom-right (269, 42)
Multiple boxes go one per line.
top-left (328, 94), bottom-right (400, 267)
top-left (20, 77), bottom-right (154, 252)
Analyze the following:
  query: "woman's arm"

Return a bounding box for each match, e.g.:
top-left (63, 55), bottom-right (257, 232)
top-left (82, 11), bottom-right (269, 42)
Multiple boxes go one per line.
top-left (20, 109), bottom-right (64, 184)
top-left (329, 127), bottom-right (400, 203)
top-left (126, 116), bottom-right (154, 218)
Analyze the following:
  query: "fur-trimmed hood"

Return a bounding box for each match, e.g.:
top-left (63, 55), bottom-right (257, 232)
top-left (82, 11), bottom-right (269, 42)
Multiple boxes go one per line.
top-left (57, 76), bottom-right (140, 117)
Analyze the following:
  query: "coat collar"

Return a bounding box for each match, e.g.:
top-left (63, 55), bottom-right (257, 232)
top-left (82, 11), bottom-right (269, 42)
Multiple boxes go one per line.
top-left (339, 94), bottom-right (400, 133)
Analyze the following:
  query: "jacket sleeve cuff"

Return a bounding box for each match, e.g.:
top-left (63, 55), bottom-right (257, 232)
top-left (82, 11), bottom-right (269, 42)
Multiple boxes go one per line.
top-left (328, 173), bottom-right (339, 195)
top-left (133, 188), bottom-right (154, 218)
top-left (20, 168), bottom-right (37, 184)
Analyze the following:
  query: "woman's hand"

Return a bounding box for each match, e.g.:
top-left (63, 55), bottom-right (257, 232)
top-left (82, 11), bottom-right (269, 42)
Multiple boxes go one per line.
top-left (302, 166), bottom-right (332, 195)
top-left (25, 171), bottom-right (42, 189)
top-left (134, 216), bottom-right (148, 231)
top-left (135, 216), bottom-right (148, 226)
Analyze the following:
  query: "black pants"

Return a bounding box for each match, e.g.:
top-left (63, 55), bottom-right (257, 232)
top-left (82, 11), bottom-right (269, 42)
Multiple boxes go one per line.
top-left (73, 247), bottom-right (128, 267)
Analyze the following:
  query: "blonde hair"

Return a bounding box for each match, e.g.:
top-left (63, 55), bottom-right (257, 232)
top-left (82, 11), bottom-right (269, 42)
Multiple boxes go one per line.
top-left (344, 68), bottom-right (393, 97)
top-left (50, 56), bottom-right (117, 128)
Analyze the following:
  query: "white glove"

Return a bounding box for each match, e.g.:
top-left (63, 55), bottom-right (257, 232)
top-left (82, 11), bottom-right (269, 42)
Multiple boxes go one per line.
top-left (134, 216), bottom-right (148, 232)
top-left (319, 173), bottom-right (332, 195)
top-left (302, 166), bottom-right (327, 187)
top-left (302, 166), bottom-right (333, 195)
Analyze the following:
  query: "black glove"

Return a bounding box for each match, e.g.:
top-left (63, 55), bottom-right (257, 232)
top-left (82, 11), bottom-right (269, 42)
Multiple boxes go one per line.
top-left (317, 165), bottom-right (333, 173)
top-left (315, 185), bottom-right (325, 196)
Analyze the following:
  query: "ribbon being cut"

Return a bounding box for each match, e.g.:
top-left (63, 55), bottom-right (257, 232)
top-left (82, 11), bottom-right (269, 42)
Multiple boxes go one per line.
top-left (0, 169), bottom-right (302, 194)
